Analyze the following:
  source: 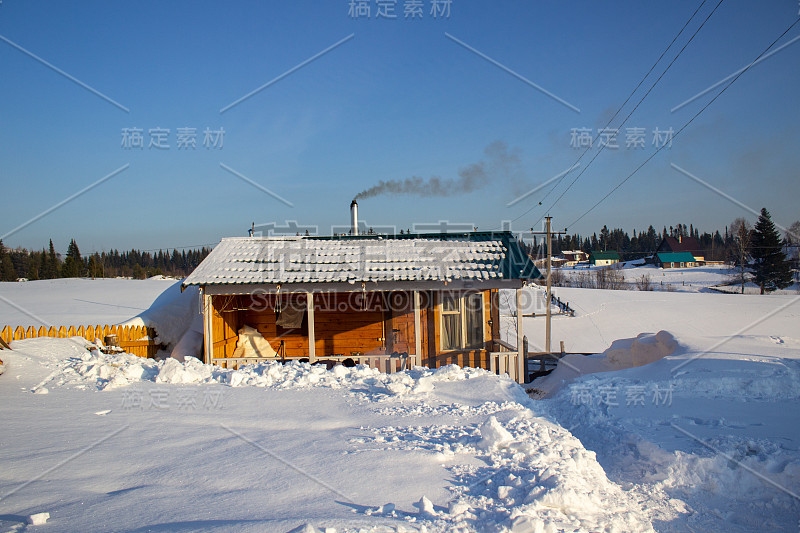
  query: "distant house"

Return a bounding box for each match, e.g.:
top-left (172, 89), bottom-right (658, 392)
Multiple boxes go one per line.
top-left (656, 236), bottom-right (705, 263)
top-left (561, 250), bottom-right (588, 266)
top-left (533, 257), bottom-right (568, 270)
top-left (182, 231), bottom-right (541, 384)
top-left (654, 252), bottom-right (697, 269)
top-left (588, 251), bottom-right (621, 266)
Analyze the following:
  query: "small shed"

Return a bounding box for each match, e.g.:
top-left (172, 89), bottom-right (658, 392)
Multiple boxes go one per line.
top-left (655, 252), bottom-right (697, 269)
top-left (182, 232), bottom-right (540, 383)
top-left (588, 251), bottom-right (621, 266)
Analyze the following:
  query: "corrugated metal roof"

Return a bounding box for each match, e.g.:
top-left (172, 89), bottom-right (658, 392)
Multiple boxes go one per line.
top-left (183, 232), bottom-right (540, 287)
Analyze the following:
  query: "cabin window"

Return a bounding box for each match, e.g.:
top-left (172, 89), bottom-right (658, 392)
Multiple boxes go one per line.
top-left (440, 292), bottom-right (484, 350)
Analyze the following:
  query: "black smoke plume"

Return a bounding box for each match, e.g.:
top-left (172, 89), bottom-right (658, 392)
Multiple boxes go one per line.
top-left (353, 141), bottom-right (520, 201)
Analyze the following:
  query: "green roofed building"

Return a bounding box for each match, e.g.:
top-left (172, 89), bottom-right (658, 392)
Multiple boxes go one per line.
top-left (655, 252), bottom-right (697, 269)
top-left (588, 251), bottom-right (621, 266)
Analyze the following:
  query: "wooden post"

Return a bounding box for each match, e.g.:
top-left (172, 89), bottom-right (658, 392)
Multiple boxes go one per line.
top-left (307, 292), bottom-right (316, 363)
top-left (413, 291), bottom-right (422, 366)
top-left (202, 290), bottom-right (213, 365)
top-left (523, 335), bottom-right (530, 376)
top-left (515, 288), bottom-right (525, 384)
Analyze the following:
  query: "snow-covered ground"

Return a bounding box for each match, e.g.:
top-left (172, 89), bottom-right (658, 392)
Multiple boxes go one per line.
top-left (512, 286), bottom-right (800, 532)
top-left (1, 278), bottom-right (799, 531)
top-left (0, 278), bottom-right (177, 327)
top-left (1, 337), bottom-right (656, 532)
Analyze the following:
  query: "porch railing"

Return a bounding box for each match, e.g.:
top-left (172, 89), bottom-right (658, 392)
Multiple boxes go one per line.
top-left (489, 337), bottom-right (524, 383)
top-left (211, 353), bottom-right (420, 373)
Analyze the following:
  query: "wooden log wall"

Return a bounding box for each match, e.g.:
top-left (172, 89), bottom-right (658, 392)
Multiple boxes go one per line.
top-left (212, 292), bottom-right (393, 360)
top-left (209, 289), bottom-right (498, 371)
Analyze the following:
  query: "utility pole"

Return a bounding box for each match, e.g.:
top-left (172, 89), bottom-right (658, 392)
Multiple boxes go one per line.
top-left (531, 217), bottom-right (566, 355)
top-left (545, 216), bottom-right (552, 353)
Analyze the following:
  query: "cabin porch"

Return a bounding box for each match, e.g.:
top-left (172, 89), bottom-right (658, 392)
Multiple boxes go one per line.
top-left (201, 288), bottom-right (526, 382)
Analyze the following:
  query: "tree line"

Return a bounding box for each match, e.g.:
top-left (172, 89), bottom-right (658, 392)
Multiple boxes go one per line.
top-left (520, 216), bottom-right (799, 267)
top-left (517, 209), bottom-right (797, 294)
top-left (0, 239), bottom-right (211, 282)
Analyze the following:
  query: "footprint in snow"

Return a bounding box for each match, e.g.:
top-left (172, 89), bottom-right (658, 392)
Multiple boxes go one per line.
top-left (769, 336), bottom-right (784, 344)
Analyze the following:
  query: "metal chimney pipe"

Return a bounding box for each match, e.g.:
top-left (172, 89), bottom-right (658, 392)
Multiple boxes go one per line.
top-left (350, 200), bottom-right (358, 236)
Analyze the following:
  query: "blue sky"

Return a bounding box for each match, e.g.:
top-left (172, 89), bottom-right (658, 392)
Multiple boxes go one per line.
top-left (1, 0), bottom-right (798, 253)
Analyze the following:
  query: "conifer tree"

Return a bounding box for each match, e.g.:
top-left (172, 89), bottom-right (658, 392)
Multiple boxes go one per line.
top-left (0, 240), bottom-right (17, 281)
top-left (61, 239), bottom-right (82, 278)
top-left (750, 208), bottom-right (792, 294)
top-left (48, 240), bottom-right (59, 279)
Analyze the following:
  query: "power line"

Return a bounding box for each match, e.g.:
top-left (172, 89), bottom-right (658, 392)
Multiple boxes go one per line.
top-left (540, 0), bottom-right (724, 224)
top-left (565, 16), bottom-right (800, 231)
top-left (504, 0), bottom-right (711, 230)
top-left (533, 0), bottom-right (711, 219)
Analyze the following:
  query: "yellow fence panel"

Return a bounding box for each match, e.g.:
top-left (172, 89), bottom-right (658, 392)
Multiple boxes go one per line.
top-left (0, 323), bottom-right (159, 359)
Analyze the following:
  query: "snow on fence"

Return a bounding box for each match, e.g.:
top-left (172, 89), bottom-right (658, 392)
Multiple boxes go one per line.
top-left (0, 324), bottom-right (159, 358)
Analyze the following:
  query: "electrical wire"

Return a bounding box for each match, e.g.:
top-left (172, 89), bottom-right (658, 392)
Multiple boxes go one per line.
top-left (565, 16), bottom-right (800, 231)
top-left (541, 0), bottom-right (725, 224)
top-left (504, 0), bottom-right (712, 229)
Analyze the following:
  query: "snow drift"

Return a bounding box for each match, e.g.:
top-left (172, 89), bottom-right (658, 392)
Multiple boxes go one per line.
top-left (533, 330), bottom-right (679, 396)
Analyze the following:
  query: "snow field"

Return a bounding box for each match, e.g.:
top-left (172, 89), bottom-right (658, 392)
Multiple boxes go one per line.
top-left (0, 277), bottom-right (178, 327)
top-left (4, 336), bottom-right (659, 531)
top-left (518, 288), bottom-right (800, 532)
top-left (3, 278), bottom-right (800, 531)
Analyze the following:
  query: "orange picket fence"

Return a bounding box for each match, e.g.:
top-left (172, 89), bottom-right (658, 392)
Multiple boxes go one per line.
top-left (0, 324), bottom-right (159, 358)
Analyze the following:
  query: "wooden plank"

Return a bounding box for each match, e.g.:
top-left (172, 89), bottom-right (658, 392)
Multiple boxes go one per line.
top-left (490, 289), bottom-right (500, 343)
top-left (413, 291), bottom-right (422, 361)
top-left (307, 293), bottom-right (315, 363)
top-left (515, 288), bottom-right (524, 384)
top-left (203, 292), bottom-right (213, 364)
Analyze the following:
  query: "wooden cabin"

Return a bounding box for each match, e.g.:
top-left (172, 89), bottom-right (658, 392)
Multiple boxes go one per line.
top-left (182, 232), bottom-right (540, 383)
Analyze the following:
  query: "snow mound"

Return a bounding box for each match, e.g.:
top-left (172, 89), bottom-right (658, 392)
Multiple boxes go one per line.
top-left (478, 415), bottom-right (514, 450)
top-left (122, 282), bottom-right (199, 350)
top-left (36, 339), bottom-right (490, 398)
top-left (534, 331), bottom-right (679, 396)
top-left (605, 330), bottom-right (678, 368)
top-left (363, 414), bottom-right (657, 530)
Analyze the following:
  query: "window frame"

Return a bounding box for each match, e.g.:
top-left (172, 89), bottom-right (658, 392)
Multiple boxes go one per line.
top-left (438, 291), bottom-right (485, 351)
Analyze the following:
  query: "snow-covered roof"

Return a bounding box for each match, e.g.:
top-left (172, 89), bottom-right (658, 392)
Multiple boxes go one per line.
top-left (182, 232), bottom-right (539, 290)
